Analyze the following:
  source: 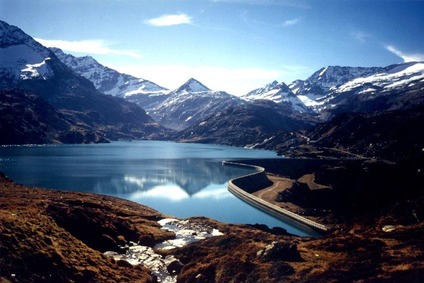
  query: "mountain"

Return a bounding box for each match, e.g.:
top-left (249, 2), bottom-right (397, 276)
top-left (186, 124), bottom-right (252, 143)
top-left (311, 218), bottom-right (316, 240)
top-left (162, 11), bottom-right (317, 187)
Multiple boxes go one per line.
top-left (175, 78), bottom-right (210, 93)
top-left (264, 106), bottom-right (424, 163)
top-left (242, 81), bottom-right (310, 113)
top-left (0, 20), bottom-right (167, 144)
top-left (50, 47), bottom-right (171, 110)
top-left (148, 78), bottom-right (243, 131)
top-left (289, 63), bottom-right (424, 116)
top-left (173, 100), bottom-right (312, 147)
top-left (324, 62), bottom-right (424, 115)
top-left (50, 47), bottom-right (169, 98)
top-left (289, 66), bottom-right (383, 110)
top-left (0, 21), bottom-right (53, 87)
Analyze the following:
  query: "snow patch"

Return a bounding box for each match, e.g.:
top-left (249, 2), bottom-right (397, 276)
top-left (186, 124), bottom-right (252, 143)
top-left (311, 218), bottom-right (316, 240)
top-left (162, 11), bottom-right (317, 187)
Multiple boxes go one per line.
top-left (0, 44), bottom-right (53, 81)
top-left (20, 57), bottom-right (52, 80)
top-left (104, 218), bottom-right (224, 283)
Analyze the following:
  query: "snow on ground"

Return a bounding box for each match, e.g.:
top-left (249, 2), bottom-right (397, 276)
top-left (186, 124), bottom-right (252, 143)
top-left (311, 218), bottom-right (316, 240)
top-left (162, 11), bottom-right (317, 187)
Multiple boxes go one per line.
top-left (0, 45), bottom-right (53, 80)
top-left (337, 63), bottom-right (424, 93)
top-left (104, 218), bottom-right (223, 283)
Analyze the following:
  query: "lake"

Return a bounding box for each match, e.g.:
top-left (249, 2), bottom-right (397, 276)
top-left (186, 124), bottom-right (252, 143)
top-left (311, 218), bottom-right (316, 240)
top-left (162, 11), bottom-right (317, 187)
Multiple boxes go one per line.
top-left (0, 141), bottom-right (316, 236)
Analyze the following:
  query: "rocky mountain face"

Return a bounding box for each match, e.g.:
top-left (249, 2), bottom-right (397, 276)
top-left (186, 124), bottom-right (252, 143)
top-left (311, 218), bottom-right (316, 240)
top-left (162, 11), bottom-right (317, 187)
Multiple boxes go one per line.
top-left (288, 66), bottom-right (383, 110)
top-left (257, 105), bottom-right (424, 165)
top-left (288, 63), bottom-right (424, 116)
top-left (240, 63), bottom-right (424, 161)
top-left (52, 50), bottom-right (245, 131)
top-left (244, 63), bottom-right (423, 117)
top-left (50, 47), bottom-right (170, 103)
top-left (2, 19), bottom-right (424, 152)
top-left (242, 81), bottom-right (311, 113)
top-left (173, 100), bottom-right (312, 147)
top-left (322, 63), bottom-right (424, 116)
top-left (0, 20), bottom-right (167, 144)
top-left (148, 78), bottom-right (243, 131)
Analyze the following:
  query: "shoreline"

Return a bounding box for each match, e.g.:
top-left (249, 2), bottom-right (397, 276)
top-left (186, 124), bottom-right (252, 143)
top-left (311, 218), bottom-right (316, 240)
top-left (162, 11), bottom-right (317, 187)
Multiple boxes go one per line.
top-left (223, 161), bottom-right (330, 235)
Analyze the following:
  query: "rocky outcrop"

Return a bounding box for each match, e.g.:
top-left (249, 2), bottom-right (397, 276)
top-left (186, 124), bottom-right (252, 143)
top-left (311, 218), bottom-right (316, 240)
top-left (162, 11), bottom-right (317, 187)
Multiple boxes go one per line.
top-left (1, 172), bottom-right (423, 282)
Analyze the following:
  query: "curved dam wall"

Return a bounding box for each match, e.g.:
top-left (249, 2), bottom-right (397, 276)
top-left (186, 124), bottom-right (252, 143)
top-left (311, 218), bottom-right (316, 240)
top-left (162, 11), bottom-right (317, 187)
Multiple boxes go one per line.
top-left (222, 161), bottom-right (273, 193)
top-left (223, 160), bottom-right (329, 235)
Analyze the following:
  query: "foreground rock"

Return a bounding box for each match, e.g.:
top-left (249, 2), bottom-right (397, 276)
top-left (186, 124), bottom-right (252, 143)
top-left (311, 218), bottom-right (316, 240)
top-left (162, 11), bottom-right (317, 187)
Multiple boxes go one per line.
top-left (1, 172), bottom-right (423, 282)
top-left (0, 172), bottom-right (172, 282)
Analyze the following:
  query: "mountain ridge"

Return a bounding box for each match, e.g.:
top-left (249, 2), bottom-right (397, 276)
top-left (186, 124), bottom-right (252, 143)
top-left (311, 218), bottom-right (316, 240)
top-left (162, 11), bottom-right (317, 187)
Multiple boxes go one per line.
top-left (50, 47), bottom-right (169, 98)
top-left (0, 20), bottom-right (168, 144)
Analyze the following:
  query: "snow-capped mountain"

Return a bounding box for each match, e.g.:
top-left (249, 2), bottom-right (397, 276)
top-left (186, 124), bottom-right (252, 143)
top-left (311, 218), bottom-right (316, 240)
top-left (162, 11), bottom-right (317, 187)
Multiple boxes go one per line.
top-left (50, 47), bottom-right (169, 98)
top-left (149, 78), bottom-right (243, 130)
top-left (242, 81), bottom-right (310, 113)
top-left (289, 66), bottom-right (383, 109)
top-left (0, 21), bottom-right (54, 87)
top-left (0, 20), bottom-right (165, 144)
top-left (335, 62), bottom-right (424, 95)
top-left (294, 62), bottom-right (424, 115)
top-left (175, 78), bottom-right (210, 93)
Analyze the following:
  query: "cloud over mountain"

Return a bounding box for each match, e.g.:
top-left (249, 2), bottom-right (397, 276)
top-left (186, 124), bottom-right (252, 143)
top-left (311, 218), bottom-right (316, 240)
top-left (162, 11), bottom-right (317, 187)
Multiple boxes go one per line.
top-left (145, 14), bottom-right (192, 27)
top-left (385, 45), bottom-right (424, 63)
top-left (35, 38), bottom-right (142, 58)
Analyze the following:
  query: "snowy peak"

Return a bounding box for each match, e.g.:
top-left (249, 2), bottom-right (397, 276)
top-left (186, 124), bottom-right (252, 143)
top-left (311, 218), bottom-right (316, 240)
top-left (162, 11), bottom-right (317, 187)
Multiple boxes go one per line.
top-left (175, 78), bottom-right (210, 93)
top-left (298, 65), bottom-right (384, 93)
top-left (336, 61), bottom-right (424, 94)
top-left (289, 62), bottom-right (424, 114)
top-left (50, 47), bottom-right (169, 97)
top-left (242, 80), bottom-right (309, 112)
top-left (1, 20), bottom-right (40, 49)
top-left (0, 20), bottom-right (54, 84)
top-left (244, 80), bottom-right (279, 97)
top-left (291, 65), bottom-right (385, 109)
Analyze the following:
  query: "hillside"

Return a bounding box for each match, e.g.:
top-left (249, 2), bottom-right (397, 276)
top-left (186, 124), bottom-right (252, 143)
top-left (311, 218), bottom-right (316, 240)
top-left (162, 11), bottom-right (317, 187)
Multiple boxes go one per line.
top-left (0, 20), bottom-right (167, 144)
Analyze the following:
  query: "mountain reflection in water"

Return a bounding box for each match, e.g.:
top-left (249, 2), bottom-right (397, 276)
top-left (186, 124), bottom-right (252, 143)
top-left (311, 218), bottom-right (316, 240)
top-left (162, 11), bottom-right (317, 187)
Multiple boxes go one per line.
top-left (92, 158), bottom-right (253, 197)
top-left (0, 141), bottom-right (317, 236)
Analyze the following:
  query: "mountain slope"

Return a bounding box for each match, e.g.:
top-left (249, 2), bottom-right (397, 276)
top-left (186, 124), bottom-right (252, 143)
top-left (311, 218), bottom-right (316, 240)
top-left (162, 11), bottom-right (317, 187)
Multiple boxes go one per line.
top-left (50, 47), bottom-right (171, 111)
top-left (289, 66), bottom-right (383, 110)
top-left (260, 106), bottom-right (424, 162)
top-left (50, 47), bottom-right (169, 98)
top-left (149, 78), bottom-right (243, 131)
top-left (242, 81), bottom-right (310, 113)
top-left (289, 63), bottom-right (424, 115)
top-left (0, 20), bottom-right (167, 144)
top-left (173, 100), bottom-right (312, 147)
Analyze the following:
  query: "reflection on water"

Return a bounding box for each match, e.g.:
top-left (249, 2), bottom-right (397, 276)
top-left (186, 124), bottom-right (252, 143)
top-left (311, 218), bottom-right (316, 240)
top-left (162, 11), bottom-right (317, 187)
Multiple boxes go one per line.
top-left (0, 141), bottom-right (316, 236)
top-left (92, 159), bottom-right (252, 196)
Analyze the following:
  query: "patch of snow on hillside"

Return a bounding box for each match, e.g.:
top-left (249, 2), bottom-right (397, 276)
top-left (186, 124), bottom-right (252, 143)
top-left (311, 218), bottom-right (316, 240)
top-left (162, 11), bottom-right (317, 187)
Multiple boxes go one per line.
top-left (20, 57), bottom-right (52, 80)
top-left (0, 45), bottom-right (53, 81)
top-left (337, 62), bottom-right (424, 93)
top-left (297, 95), bottom-right (325, 107)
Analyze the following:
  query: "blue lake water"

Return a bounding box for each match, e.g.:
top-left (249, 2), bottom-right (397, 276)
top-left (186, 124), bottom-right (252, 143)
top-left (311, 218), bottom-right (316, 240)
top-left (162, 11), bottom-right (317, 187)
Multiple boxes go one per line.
top-left (0, 141), bottom-right (316, 236)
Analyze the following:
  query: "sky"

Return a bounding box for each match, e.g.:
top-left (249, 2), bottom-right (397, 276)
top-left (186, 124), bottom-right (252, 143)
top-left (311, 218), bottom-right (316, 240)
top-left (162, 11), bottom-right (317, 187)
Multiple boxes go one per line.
top-left (1, 0), bottom-right (424, 95)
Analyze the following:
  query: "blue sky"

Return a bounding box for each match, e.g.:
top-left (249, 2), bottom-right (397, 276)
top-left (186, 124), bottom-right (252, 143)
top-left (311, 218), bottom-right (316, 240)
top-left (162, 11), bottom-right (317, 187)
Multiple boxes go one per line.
top-left (1, 0), bottom-right (424, 95)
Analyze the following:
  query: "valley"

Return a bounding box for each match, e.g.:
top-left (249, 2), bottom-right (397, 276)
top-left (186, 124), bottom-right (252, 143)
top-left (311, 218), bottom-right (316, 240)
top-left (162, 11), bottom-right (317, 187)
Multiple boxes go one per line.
top-left (1, 18), bottom-right (424, 282)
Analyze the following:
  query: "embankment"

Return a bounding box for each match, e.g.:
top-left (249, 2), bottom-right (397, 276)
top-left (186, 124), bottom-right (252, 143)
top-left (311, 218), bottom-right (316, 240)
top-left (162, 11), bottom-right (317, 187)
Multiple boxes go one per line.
top-left (223, 160), bottom-right (329, 235)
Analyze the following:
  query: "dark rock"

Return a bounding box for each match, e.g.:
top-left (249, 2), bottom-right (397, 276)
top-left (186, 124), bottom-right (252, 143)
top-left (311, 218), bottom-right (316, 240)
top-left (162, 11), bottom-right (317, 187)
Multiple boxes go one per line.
top-left (249, 224), bottom-right (288, 235)
top-left (262, 241), bottom-right (303, 262)
top-left (116, 259), bottom-right (133, 268)
top-left (167, 259), bottom-right (184, 275)
top-left (138, 234), bottom-right (155, 247)
top-left (268, 262), bottom-right (295, 277)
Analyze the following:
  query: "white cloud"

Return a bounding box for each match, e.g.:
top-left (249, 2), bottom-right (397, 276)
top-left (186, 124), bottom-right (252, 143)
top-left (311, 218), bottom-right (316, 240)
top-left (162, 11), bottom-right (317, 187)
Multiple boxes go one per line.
top-left (385, 45), bottom-right (424, 62)
top-left (145, 13), bottom-right (192, 27)
top-left (283, 18), bottom-right (300, 27)
top-left (35, 38), bottom-right (142, 59)
top-left (109, 63), bottom-right (284, 96)
top-left (351, 31), bottom-right (371, 43)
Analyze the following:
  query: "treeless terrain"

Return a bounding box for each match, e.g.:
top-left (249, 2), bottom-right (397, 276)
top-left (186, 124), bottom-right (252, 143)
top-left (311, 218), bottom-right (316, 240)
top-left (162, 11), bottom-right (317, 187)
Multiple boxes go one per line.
top-left (1, 171), bottom-right (423, 282)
